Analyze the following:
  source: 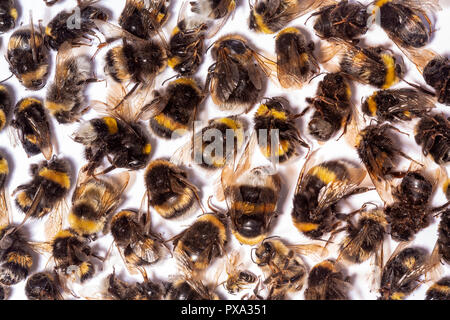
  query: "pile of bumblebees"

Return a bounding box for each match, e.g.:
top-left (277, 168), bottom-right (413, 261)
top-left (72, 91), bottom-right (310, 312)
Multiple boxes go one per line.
top-left (0, 0), bottom-right (448, 300)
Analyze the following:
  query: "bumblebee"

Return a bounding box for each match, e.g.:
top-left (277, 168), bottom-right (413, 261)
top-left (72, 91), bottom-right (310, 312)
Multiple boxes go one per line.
top-left (425, 277), bottom-right (450, 300)
top-left (110, 209), bottom-right (164, 269)
top-left (356, 124), bottom-right (413, 184)
top-left (253, 238), bottom-right (320, 300)
top-left (253, 97), bottom-right (309, 163)
top-left (206, 35), bottom-right (272, 113)
top-left (371, 0), bottom-right (440, 49)
top-left (339, 208), bottom-right (387, 264)
top-left (25, 272), bottom-right (62, 300)
top-left (168, 18), bottom-right (207, 76)
top-left (45, 44), bottom-right (95, 124)
top-left (249, 0), bottom-right (329, 34)
top-left (50, 229), bottom-right (97, 283)
top-left (12, 98), bottom-right (53, 160)
top-left (0, 85), bottom-right (12, 132)
top-left (7, 22), bottom-right (49, 90)
top-left (309, 0), bottom-right (369, 41)
top-left (172, 116), bottom-right (246, 171)
top-left (292, 156), bottom-right (368, 239)
top-left (320, 39), bottom-right (404, 89)
top-left (0, 154), bottom-right (10, 227)
top-left (106, 271), bottom-right (164, 300)
top-left (69, 171), bottom-right (129, 238)
top-left (306, 72), bottom-right (352, 141)
top-left (191, 0), bottom-right (235, 20)
top-left (119, 0), bottom-right (170, 40)
top-left (74, 84), bottom-right (153, 175)
top-left (304, 260), bottom-right (350, 300)
top-left (166, 276), bottom-right (219, 300)
top-left (0, 226), bottom-right (35, 286)
top-left (44, 0), bottom-right (108, 50)
top-left (221, 141), bottom-right (282, 245)
top-left (435, 209), bottom-right (449, 265)
top-left (275, 27), bottom-right (318, 89)
top-left (172, 212), bottom-right (227, 272)
top-left (0, 284), bottom-right (8, 300)
top-left (362, 88), bottom-right (436, 123)
top-left (0, 0), bottom-right (17, 33)
top-left (144, 159), bottom-right (201, 219)
top-left (445, 179), bottom-right (450, 200)
top-left (379, 246), bottom-right (428, 300)
top-left (148, 78), bottom-right (203, 139)
top-left (14, 158), bottom-right (71, 239)
top-left (223, 252), bottom-right (257, 295)
top-left (423, 55), bottom-right (449, 106)
top-left (414, 114), bottom-right (450, 165)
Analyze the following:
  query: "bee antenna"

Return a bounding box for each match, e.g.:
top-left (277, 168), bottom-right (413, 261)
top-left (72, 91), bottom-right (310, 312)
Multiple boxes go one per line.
top-left (308, 72), bottom-right (325, 84)
top-left (250, 248), bottom-right (257, 264)
top-left (205, 41), bottom-right (215, 54)
top-left (161, 74), bottom-right (179, 87)
top-left (0, 74), bottom-right (13, 84)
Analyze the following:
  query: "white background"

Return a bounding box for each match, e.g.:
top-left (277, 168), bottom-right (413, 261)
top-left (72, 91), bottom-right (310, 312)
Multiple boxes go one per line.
top-left (0, 0), bottom-right (449, 300)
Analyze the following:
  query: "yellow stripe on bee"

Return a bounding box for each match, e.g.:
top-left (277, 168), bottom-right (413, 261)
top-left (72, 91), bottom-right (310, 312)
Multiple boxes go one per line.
top-left (294, 221), bottom-right (320, 232)
top-left (103, 117), bottom-right (118, 134)
top-left (261, 140), bottom-right (290, 158)
top-left (20, 65), bottom-right (48, 88)
top-left (7, 252), bottom-right (32, 268)
top-left (153, 113), bottom-right (188, 132)
top-left (430, 283), bottom-right (450, 294)
top-left (232, 202), bottom-right (276, 214)
top-left (197, 214), bottom-right (227, 242)
top-left (403, 256), bottom-right (416, 270)
top-left (143, 144), bottom-right (152, 155)
top-left (403, 111), bottom-right (411, 118)
top-left (171, 26), bottom-right (180, 36)
top-left (10, 8), bottom-right (18, 20)
top-left (16, 191), bottom-right (32, 207)
top-left (168, 56), bottom-right (181, 68)
top-left (45, 101), bottom-right (70, 112)
top-left (174, 78), bottom-right (201, 94)
top-left (79, 261), bottom-right (92, 276)
top-left (0, 158), bottom-right (8, 174)
top-left (316, 260), bottom-right (336, 272)
top-left (254, 13), bottom-right (273, 34)
top-left (0, 110), bottom-right (6, 130)
top-left (390, 292), bottom-right (405, 300)
top-left (157, 13), bottom-right (165, 23)
top-left (68, 212), bottom-right (103, 235)
top-left (54, 229), bottom-right (75, 240)
top-left (381, 54), bottom-right (397, 89)
top-left (232, 230), bottom-right (265, 245)
top-left (216, 118), bottom-right (244, 143)
top-left (367, 92), bottom-right (378, 116)
top-left (228, 0), bottom-right (236, 12)
top-left (18, 98), bottom-right (41, 111)
top-left (277, 27), bottom-right (299, 37)
top-left (443, 179), bottom-right (450, 194)
top-left (45, 26), bottom-right (53, 37)
top-left (0, 85), bottom-right (6, 92)
top-left (310, 166), bottom-right (337, 185)
top-left (256, 104), bottom-right (287, 120)
top-left (38, 168), bottom-right (70, 189)
top-left (25, 135), bottom-right (37, 144)
top-left (375, 0), bottom-right (392, 8)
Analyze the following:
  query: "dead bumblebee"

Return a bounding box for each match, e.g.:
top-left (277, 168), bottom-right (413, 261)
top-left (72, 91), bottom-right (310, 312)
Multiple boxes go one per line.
top-left (433, 209), bottom-right (449, 265)
top-left (249, 0), bottom-right (330, 34)
top-left (110, 209), bottom-right (164, 269)
top-left (275, 27), bottom-right (319, 88)
top-left (7, 21), bottom-right (49, 90)
top-left (144, 159), bottom-right (201, 219)
top-left (45, 44), bottom-right (96, 124)
top-left (44, 0), bottom-right (108, 50)
top-left (362, 88), bottom-right (436, 123)
top-left (415, 114), bottom-right (450, 165)
top-left (147, 78), bottom-right (203, 139)
top-left (106, 271), bottom-right (164, 300)
top-left (425, 277), bottom-right (450, 300)
top-left (320, 39), bottom-right (404, 89)
top-left (69, 171), bottom-right (129, 238)
top-left (172, 212), bottom-right (227, 272)
top-left (0, 154), bottom-right (9, 217)
top-left (221, 140), bottom-right (282, 245)
top-left (119, 0), bottom-right (170, 40)
top-left (168, 18), bottom-right (207, 76)
top-left (12, 98), bottom-right (53, 160)
top-left (304, 260), bottom-right (351, 300)
top-left (292, 155), bottom-right (368, 239)
top-left (253, 97), bottom-right (309, 163)
top-left (191, 0), bottom-right (235, 20)
top-left (165, 276), bottom-right (219, 300)
top-left (223, 252), bottom-right (257, 295)
top-left (309, 0), bottom-right (369, 41)
top-left (74, 84), bottom-right (153, 175)
top-left (25, 271), bottom-right (63, 300)
top-left (423, 55), bottom-right (449, 106)
top-left (0, 85), bottom-right (12, 132)
top-left (206, 34), bottom-right (272, 113)
top-left (14, 157), bottom-right (71, 239)
top-left (253, 238), bottom-right (321, 300)
top-left (172, 116), bottom-right (246, 171)
top-left (0, 0), bottom-right (17, 33)
top-left (339, 208), bottom-right (387, 264)
top-left (379, 246), bottom-right (428, 300)
top-left (371, 0), bottom-right (440, 49)
top-left (306, 72), bottom-right (352, 141)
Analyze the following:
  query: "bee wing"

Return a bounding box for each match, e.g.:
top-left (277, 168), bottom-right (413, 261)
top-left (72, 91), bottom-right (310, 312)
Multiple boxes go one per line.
top-left (130, 236), bottom-right (161, 265)
top-left (44, 198), bottom-right (68, 241)
top-left (28, 241), bottom-right (53, 255)
top-left (93, 19), bottom-right (145, 43)
top-left (205, 0), bottom-right (235, 38)
top-left (287, 243), bottom-right (327, 260)
top-left (71, 166), bottom-right (91, 203)
top-left (277, 39), bottom-right (307, 88)
top-left (100, 172), bottom-right (129, 215)
top-left (295, 149), bottom-right (320, 194)
top-left (0, 189), bottom-right (11, 226)
top-left (385, 88), bottom-right (436, 114)
top-left (25, 115), bottom-right (53, 160)
top-left (185, 277), bottom-right (216, 299)
top-left (400, 0), bottom-right (441, 14)
top-left (214, 51), bottom-right (241, 101)
top-left (136, 94), bottom-right (169, 121)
